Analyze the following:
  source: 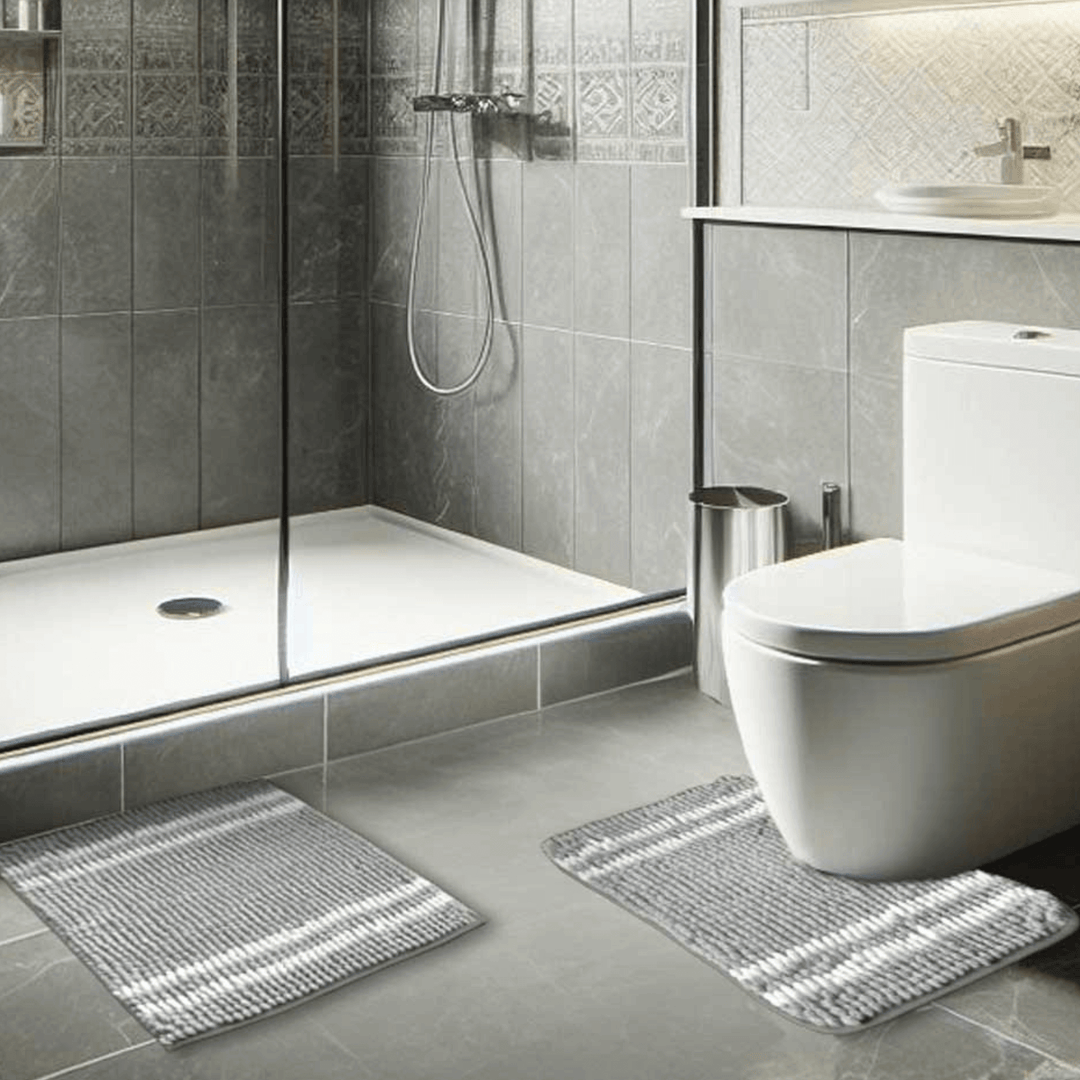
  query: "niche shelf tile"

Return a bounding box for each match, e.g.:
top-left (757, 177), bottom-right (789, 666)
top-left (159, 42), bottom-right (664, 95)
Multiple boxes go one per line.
top-left (0, 36), bottom-right (52, 149)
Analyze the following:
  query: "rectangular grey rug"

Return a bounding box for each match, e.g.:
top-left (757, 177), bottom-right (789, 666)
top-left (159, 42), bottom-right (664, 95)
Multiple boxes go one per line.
top-left (543, 775), bottom-right (1079, 1033)
top-left (0, 780), bottom-right (484, 1048)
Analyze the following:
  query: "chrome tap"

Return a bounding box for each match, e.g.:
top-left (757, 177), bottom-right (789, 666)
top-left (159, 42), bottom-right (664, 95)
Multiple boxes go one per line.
top-left (972, 117), bottom-right (1051, 184)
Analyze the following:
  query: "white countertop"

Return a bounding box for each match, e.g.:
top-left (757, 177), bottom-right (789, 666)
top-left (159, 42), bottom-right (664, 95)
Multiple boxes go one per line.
top-left (683, 204), bottom-right (1080, 242)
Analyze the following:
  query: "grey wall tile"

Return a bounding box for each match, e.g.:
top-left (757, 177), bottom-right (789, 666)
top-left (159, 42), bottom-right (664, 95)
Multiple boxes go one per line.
top-left (630, 163), bottom-right (691, 348)
top-left (0, 318), bottom-right (60, 559)
top-left (850, 233), bottom-right (1080, 381)
top-left (522, 161), bottom-right (574, 330)
top-left (123, 697), bottom-right (324, 808)
top-left (133, 309), bottom-right (200, 538)
top-left (424, 312), bottom-right (478, 533)
top-left (522, 325), bottom-right (574, 569)
top-left (712, 352), bottom-right (847, 548)
top-left (0, 159), bottom-right (59, 318)
top-left (475, 320), bottom-right (523, 551)
top-left (370, 156), bottom-right (421, 305)
top-left (850, 371), bottom-right (902, 542)
top-left (133, 157), bottom-right (199, 310)
top-left (61, 313), bottom-right (133, 549)
top-left (200, 304), bottom-right (281, 528)
top-left (327, 645), bottom-right (539, 759)
top-left (61, 159), bottom-right (132, 315)
top-left (539, 608), bottom-right (692, 706)
top-left (371, 300), bottom-right (438, 520)
top-left (289, 155), bottom-right (368, 301)
top-left (575, 333), bottom-right (631, 585)
top-left (574, 164), bottom-right (631, 338)
top-left (202, 159), bottom-right (279, 307)
top-left (0, 743), bottom-right (121, 842)
top-left (631, 342), bottom-right (692, 593)
top-left (485, 158), bottom-right (523, 324)
top-left (712, 223), bottom-right (847, 371)
top-left (288, 299), bottom-right (369, 515)
top-left (434, 157), bottom-right (482, 317)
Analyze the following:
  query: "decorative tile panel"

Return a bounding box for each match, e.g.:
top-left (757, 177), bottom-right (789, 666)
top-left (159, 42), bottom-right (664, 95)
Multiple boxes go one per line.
top-left (63, 35), bottom-right (131, 156)
top-left (741, 0), bottom-right (1080, 211)
top-left (0, 43), bottom-right (46, 149)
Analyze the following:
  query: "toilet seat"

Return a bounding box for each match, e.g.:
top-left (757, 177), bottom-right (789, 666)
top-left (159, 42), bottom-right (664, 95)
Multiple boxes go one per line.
top-left (722, 538), bottom-right (1080, 664)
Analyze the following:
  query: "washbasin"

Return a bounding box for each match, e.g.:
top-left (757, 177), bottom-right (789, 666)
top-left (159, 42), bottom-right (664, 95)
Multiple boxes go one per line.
top-left (874, 183), bottom-right (1060, 218)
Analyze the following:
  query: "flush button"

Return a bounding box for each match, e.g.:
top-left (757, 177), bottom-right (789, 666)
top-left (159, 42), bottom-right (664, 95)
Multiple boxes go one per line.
top-left (1013, 328), bottom-right (1051, 340)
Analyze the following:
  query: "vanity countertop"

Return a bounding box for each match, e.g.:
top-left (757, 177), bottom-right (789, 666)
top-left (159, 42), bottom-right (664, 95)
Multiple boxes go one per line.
top-left (683, 204), bottom-right (1080, 242)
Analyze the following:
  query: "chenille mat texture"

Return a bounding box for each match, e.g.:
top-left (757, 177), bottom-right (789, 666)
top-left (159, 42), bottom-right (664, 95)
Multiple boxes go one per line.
top-left (542, 775), bottom-right (1079, 1033)
top-left (0, 780), bottom-right (484, 1048)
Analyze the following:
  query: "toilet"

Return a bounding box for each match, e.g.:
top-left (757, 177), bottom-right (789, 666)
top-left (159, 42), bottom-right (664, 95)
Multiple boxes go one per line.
top-left (721, 321), bottom-right (1080, 879)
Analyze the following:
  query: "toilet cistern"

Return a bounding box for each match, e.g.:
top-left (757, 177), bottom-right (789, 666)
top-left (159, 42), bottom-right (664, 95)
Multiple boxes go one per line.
top-left (972, 117), bottom-right (1050, 184)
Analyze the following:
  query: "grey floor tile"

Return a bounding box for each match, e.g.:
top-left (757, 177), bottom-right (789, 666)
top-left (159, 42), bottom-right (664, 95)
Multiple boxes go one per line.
top-left (0, 882), bottom-right (44, 944)
top-left (5, 675), bottom-right (1080, 1079)
top-left (0, 933), bottom-right (149, 1080)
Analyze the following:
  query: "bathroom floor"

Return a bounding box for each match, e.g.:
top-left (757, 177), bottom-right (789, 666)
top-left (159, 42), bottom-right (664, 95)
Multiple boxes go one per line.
top-left (4, 673), bottom-right (1080, 1080)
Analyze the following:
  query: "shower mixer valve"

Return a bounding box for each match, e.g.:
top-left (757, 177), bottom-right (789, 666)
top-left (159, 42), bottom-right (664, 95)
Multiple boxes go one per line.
top-left (412, 91), bottom-right (528, 117)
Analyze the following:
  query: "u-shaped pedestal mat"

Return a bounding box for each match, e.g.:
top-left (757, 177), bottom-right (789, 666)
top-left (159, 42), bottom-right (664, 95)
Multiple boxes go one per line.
top-left (0, 774), bottom-right (1075, 1046)
top-left (542, 775), bottom-right (1079, 1033)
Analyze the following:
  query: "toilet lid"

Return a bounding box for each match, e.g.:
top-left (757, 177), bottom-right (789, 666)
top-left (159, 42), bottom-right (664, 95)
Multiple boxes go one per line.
top-left (722, 538), bottom-right (1080, 663)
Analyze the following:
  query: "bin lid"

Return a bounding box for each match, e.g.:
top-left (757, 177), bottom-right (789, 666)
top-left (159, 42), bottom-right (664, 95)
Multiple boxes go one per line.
top-left (722, 538), bottom-right (1080, 663)
top-left (690, 487), bottom-right (788, 510)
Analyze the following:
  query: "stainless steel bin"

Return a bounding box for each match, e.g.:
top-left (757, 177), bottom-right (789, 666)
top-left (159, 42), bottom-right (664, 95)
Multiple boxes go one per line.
top-left (689, 486), bottom-right (788, 704)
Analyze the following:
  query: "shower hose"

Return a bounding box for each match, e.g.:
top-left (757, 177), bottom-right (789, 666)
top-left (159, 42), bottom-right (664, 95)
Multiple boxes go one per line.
top-left (405, 0), bottom-right (496, 397)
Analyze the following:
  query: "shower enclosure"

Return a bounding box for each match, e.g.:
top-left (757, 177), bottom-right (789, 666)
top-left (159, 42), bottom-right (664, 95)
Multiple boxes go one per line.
top-left (0, 0), bottom-right (692, 751)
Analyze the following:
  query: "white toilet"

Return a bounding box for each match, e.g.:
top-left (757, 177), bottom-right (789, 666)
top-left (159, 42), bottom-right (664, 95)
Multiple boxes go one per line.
top-left (721, 321), bottom-right (1080, 879)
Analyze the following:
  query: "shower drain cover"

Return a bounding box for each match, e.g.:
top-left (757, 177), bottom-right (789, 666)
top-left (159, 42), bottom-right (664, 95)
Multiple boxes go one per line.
top-left (156, 597), bottom-right (226, 620)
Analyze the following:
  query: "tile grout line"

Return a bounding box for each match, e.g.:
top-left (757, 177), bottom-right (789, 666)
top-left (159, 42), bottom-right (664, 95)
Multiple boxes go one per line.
top-left (0, 926), bottom-right (50, 949)
top-left (30, 1040), bottom-right (157, 1080)
top-left (931, 1000), bottom-right (1080, 1073)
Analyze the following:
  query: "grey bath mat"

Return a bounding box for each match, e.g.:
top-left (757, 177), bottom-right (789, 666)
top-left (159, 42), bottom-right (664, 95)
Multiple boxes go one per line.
top-left (543, 775), bottom-right (1078, 1033)
top-left (0, 780), bottom-right (483, 1048)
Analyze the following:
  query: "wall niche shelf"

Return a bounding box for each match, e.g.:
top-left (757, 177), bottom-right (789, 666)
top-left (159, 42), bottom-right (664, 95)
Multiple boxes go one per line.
top-left (0, 25), bottom-right (58, 151)
top-left (683, 204), bottom-right (1080, 242)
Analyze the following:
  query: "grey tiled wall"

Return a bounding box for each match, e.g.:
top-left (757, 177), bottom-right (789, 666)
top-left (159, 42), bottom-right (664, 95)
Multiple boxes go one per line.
top-left (707, 224), bottom-right (1080, 547)
top-left (369, 0), bottom-right (695, 593)
top-left (0, 0), bottom-right (369, 563)
top-left (0, 0), bottom-right (689, 599)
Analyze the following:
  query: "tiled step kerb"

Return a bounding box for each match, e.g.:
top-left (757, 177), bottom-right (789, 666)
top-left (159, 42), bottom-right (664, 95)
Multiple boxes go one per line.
top-left (0, 603), bottom-right (692, 842)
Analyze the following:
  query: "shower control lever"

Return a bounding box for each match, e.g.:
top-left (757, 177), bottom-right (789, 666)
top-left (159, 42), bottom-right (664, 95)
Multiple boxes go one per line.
top-left (412, 91), bottom-right (527, 116)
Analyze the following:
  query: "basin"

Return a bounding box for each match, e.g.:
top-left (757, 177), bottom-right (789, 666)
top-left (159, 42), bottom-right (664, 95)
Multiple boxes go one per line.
top-left (874, 183), bottom-right (1060, 218)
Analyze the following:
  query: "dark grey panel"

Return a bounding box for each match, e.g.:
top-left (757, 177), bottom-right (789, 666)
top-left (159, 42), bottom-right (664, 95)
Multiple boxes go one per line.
top-left (0, 158), bottom-right (59, 318)
top-left (60, 313), bottom-right (133, 549)
top-left (288, 156), bottom-right (368, 301)
top-left (522, 325), bottom-right (574, 568)
top-left (133, 158), bottom-right (200, 310)
top-left (630, 342), bottom-right (692, 592)
top-left (133, 309), bottom-right (200, 538)
top-left (0, 317), bottom-right (60, 559)
top-left (849, 233), bottom-right (1080, 382)
top-left (200, 304), bottom-right (281, 528)
top-left (123, 697), bottom-right (324, 808)
top-left (287, 299), bottom-right (369, 515)
top-left (712, 352), bottom-right (847, 548)
top-left (573, 164), bottom-right (631, 338)
top-left (539, 609), bottom-right (692, 707)
top-left (0, 743), bottom-right (121, 842)
top-left (60, 159), bottom-right (132, 315)
top-left (201, 159), bottom-right (280, 307)
top-left (711, 223), bottom-right (847, 371)
top-left (327, 645), bottom-right (539, 760)
top-left (629, 163), bottom-right (692, 349)
top-left (574, 333), bottom-right (631, 585)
